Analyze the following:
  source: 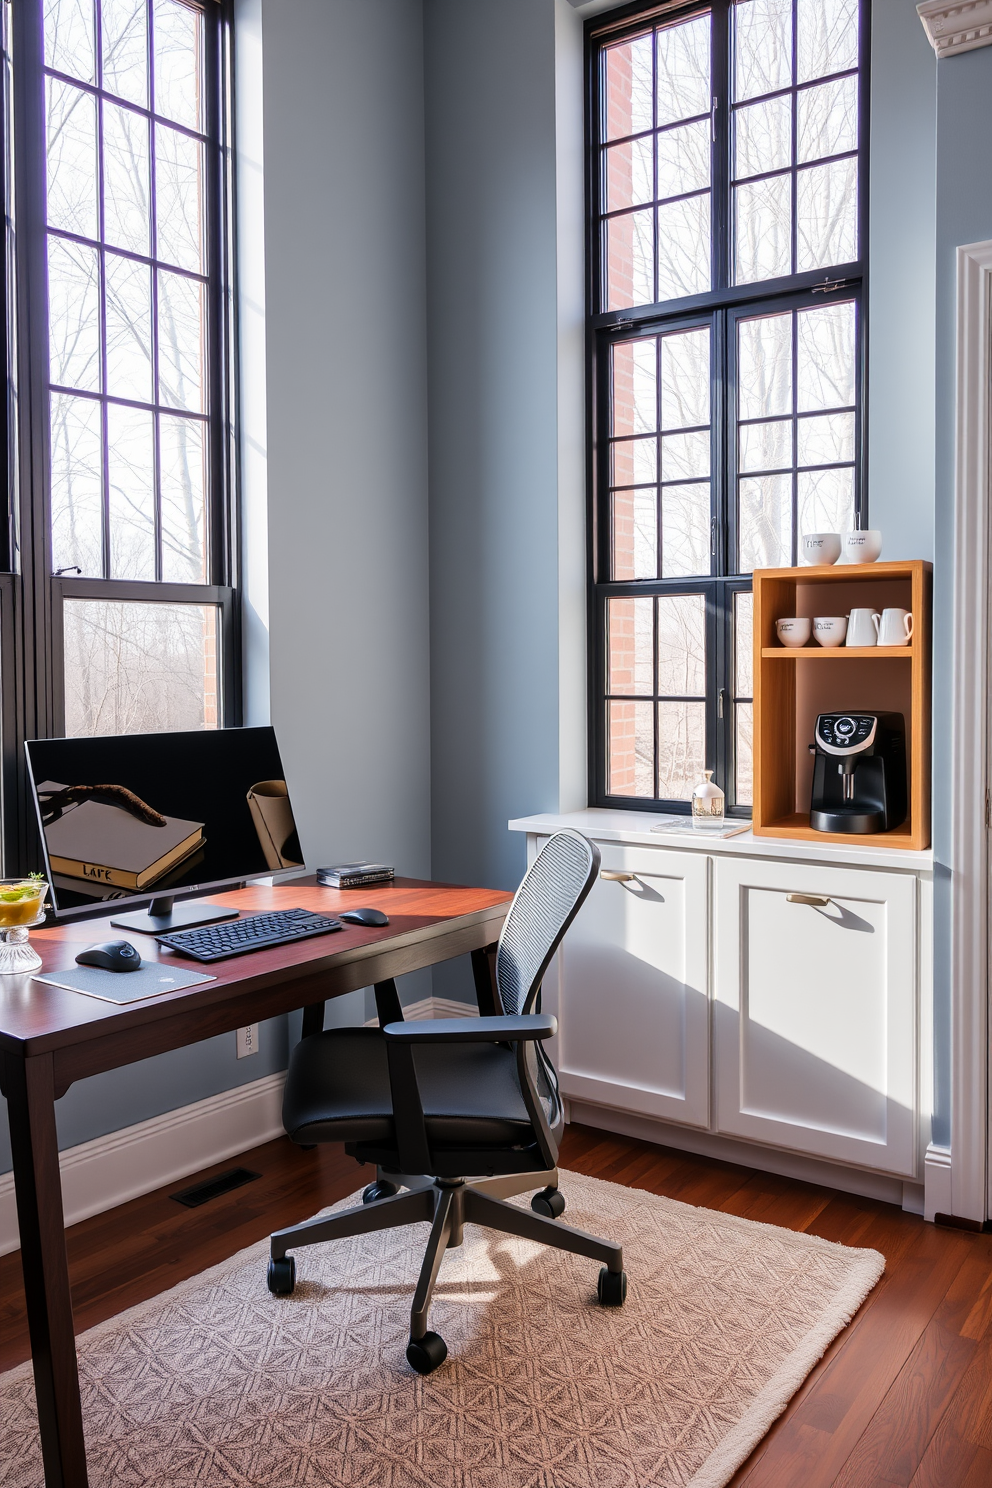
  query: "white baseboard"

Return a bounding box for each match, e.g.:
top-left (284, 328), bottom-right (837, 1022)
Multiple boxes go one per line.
top-left (365, 995), bottom-right (477, 1026)
top-left (0, 1071), bottom-right (286, 1258)
top-left (924, 1143), bottom-right (953, 1223)
top-left (567, 1099), bottom-right (924, 1211)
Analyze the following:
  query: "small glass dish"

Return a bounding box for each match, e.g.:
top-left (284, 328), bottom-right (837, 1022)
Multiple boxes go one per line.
top-left (0, 878), bottom-right (49, 974)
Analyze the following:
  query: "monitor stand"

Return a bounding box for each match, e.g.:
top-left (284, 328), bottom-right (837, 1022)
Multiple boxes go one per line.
top-left (110, 895), bottom-right (240, 935)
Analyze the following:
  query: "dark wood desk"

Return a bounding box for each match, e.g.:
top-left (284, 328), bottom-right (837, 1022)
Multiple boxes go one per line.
top-left (0, 876), bottom-right (512, 1488)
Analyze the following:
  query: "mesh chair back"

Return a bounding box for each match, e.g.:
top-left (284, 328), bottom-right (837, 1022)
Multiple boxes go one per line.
top-left (495, 830), bottom-right (601, 1016)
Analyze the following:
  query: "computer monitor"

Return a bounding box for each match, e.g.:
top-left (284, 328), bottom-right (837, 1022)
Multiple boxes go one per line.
top-left (26, 726), bottom-right (305, 932)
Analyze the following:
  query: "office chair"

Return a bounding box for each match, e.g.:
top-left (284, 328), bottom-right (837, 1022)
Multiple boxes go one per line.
top-left (267, 829), bottom-right (627, 1374)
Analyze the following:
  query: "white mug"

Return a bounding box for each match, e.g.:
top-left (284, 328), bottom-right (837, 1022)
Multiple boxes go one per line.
top-left (801, 533), bottom-right (842, 566)
top-left (846, 608), bottom-right (880, 647)
top-left (878, 608), bottom-right (913, 646)
top-left (776, 617), bottom-right (811, 648)
top-left (841, 530), bottom-right (883, 564)
top-left (813, 616), bottom-right (848, 648)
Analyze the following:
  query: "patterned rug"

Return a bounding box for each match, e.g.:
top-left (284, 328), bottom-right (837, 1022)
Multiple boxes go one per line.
top-left (0, 1170), bottom-right (884, 1488)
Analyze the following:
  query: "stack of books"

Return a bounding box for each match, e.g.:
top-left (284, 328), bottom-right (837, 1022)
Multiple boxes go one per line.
top-left (316, 862), bottom-right (395, 889)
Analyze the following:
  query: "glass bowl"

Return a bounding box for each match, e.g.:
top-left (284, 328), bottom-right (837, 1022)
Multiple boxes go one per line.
top-left (0, 878), bottom-right (49, 974)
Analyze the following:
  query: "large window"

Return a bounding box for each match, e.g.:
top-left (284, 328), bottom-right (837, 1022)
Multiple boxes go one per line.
top-left (589, 0), bottom-right (865, 813)
top-left (3, 0), bottom-right (235, 863)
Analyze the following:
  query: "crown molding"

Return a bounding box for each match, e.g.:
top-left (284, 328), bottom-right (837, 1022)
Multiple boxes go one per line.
top-left (918, 0), bottom-right (992, 57)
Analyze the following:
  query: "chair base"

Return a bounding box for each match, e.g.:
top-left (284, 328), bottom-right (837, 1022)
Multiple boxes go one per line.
top-left (269, 1172), bottom-right (625, 1373)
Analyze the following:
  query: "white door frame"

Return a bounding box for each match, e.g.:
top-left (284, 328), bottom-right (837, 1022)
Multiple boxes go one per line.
top-left (945, 239), bottom-right (992, 1224)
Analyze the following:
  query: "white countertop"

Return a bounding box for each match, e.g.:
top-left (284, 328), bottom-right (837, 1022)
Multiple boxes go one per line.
top-left (508, 808), bottom-right (934, 873)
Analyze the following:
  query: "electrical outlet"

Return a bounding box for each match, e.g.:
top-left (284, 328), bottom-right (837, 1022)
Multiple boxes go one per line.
top-left (237, 1024), bottom-right (259, 1058)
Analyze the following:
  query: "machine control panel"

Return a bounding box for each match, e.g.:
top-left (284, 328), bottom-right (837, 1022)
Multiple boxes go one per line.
top-left (815, 713), bottom-right (878, 756)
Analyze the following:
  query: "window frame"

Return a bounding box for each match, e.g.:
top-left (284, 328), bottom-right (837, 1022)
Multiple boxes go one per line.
top-left (586, 0), bottom-right (869, 816)
top-left (5, 0), bottom-right (239, 869)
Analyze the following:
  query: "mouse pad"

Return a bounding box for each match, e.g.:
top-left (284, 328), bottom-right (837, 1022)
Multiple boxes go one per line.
top-left (33, 963), bottom-right (216, 1003)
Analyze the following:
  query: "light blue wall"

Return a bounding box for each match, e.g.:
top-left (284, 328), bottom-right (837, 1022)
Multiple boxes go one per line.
top-left (930, 41), bottom-right (992, 1146)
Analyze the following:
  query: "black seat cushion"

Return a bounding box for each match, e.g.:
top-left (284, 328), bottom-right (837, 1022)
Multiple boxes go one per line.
top-left (282, 1026), bottom-right (540, 1147)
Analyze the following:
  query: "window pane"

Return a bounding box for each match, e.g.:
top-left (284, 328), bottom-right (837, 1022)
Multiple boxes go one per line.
top-left (153, 0), bottom-right (202, 131)
top-left (797, 410), bottom-right (854, 466)
top-left (105, 253), bottom-right (153, 402)
top-left (797, 76), bottom-right (857, 165)
top-left (735, 591), bottom-right (753, 696)
top-left (657, 193), bottom-right (710, 300)
top-left (739, 473), bottom-right (791, 570)
top-left (798, 0), bottom-right (858, 84)
top-left (612, 338), bottom-right (657, 436)
top-left (160, 415), bottom-right (207, 581)
top-left (796, 157), bottom-right (857, 271)
top-left (608, 700), bottom-right (653, 796)
top-left (155, 125), bottom-right (204, 272)
top-left (738, 313), bottom-right (792, 420)
top-left (102, 0), bottom-right (148, 107)
top-left (103, 102), bottom-right (150, 256)
top-left (736, 702), bottom-right (753, 805)
top-left (604, 32), bottom-right (653, 141)
top-left (606, 209), bottom-right (653, 310)
top-left (611, 437), bottom-right (657, 487)
top-left (46, 79), bottom-right (97, 239)
top-left (661, 429), bottom-right (708, 482)
top-left (608, 596), bottom-right (652, 694)
top-left (107, 403), bottom-right (154, 579)
top-left (657, 594), bottom-right (705, 694)
top-left (661, 327), bottom-right (709, 429)
top-left (798, 465), bottom-right (854, 539)
top-left (158, 270), bottom-right (205, 411)
top-left (63, 600), bottom-right (220, 735)
top-left (657, 120), bottom-right (710, 200)
top-left (734, 173), bottom-right (791, 284)
top-left (662, 485), bottom-right (710, 577)
top-left (611, 488), bottom-right (657, 580)
top-left (734, 94), bottom-right (791, 180)
top-left (656, 14), bottom-right (710, 128)
top-left (734, 0), bottom-right (793, 102)
top-left (657, 701), bottom-right (705, 799)
top-left (797, 300), bottom-right (855, 410)
top-left (50, 393), bottom-right (103, 577)
top-left (606, 136), bottom-right (653, 213)
top-left (45, 0), bottom-right (95, 82)
top-left (740, 418), bottom-right (791, 473)
top-left (48, 237), bottom-right (101, 391)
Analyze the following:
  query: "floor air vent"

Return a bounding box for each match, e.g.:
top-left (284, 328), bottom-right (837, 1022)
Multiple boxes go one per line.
top-left (171, 1167), bottom-right (262, 1208)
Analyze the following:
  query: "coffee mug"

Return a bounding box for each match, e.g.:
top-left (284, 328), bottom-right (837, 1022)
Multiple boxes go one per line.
top-left (813, 616), bottom-right (848, 648)
top-left (841, 530), bottom-right (883, 564)
top-left (801, 533), bottom-right (842, 566)
top-left (776, 617), bottom-right (811, 648)
top-left (846, 608), bottom-right (880, 647)
top-left (878, 608), bottom-right (913, 646)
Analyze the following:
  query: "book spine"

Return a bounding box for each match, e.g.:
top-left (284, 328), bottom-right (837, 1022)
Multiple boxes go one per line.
top-left (49, 855), bottom-right (140, 890)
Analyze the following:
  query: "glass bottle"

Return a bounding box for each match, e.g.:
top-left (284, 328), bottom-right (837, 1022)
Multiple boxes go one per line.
top-left (691, 770), bottom-right (725, 832)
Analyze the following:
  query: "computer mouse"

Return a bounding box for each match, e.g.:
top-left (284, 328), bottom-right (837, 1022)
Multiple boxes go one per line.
top-left (339, 907), bottom-right (390, 928)
top-left (75, 940), bottom-right (142, 973)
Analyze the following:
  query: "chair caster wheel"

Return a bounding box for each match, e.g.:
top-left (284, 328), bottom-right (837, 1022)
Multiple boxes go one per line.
top-left (597, 1267), bottom-right (627, 1306)
top-left (406, 1331), bottom-right (448, 1375)
top-left (267, 1256), bottom-right (296, 1295)
top-left (363, 1180), bottom-right (399, 1204)
top-left (531, 1186), bottom-right (566, 1219)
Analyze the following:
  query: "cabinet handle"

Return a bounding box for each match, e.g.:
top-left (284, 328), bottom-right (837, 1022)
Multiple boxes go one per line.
top-left (786, 893), bottom-right (832, 907)
top-left (601, 870), bottom-right (635, 883)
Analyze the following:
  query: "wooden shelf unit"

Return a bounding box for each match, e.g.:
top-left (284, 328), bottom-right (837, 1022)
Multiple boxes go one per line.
top-left (752, 560), bottom-right (932, 850)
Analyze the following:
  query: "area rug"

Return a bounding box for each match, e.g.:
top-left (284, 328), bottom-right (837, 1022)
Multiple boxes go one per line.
top-left (0, 1170), bottom-right (884, 1488)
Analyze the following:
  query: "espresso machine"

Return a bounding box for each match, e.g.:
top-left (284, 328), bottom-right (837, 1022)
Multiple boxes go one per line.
top-left (809, 712), bottom-right (907, 834)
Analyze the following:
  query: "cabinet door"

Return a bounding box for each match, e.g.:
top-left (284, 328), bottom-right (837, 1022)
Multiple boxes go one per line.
top-left (713, 856), bottom-right (917, 1176)
top-left (555, 843), bottom-right (709, 1128)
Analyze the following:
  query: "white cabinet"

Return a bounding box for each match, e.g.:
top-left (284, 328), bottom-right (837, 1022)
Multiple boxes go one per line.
top-left (712, 856), bottom-right (918, 1176)
top-left (553, 843), bottom-right (710, 1128)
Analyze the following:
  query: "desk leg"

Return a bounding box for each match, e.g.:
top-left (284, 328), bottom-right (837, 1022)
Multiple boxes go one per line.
top-left (5, 1053), bottom-right (88, 1488)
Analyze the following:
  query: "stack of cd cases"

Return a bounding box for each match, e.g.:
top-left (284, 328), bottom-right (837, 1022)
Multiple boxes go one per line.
top-left (316, 862), bottom-right (395, 889)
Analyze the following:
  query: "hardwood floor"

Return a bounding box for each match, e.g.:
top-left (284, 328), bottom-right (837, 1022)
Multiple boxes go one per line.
top-left (2, 1122), bottom-right (991, 1485)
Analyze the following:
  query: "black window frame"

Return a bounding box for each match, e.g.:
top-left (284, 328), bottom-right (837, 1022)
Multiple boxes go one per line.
top-left (4, 0), bottom-right (239, 871)
top-left (586, 0), bottom-right (869, 816)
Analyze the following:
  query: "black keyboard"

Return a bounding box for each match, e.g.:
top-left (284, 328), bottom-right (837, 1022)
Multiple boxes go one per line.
top-left (156, 907), bottom-right (344, 962)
